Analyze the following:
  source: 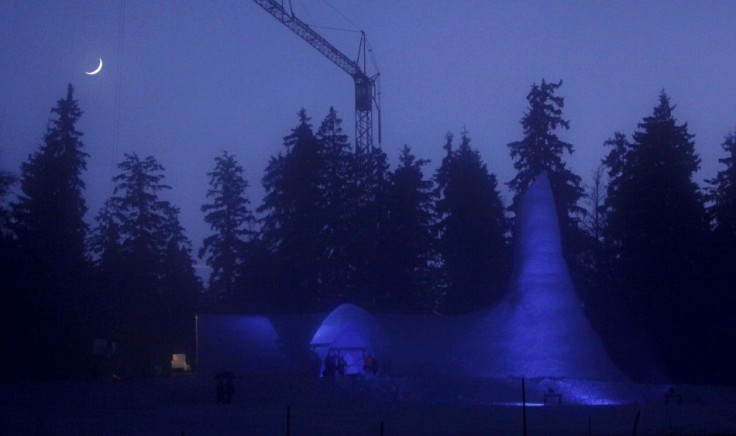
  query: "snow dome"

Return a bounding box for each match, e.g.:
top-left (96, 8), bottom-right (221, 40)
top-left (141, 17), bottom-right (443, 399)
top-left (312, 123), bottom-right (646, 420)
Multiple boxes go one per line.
top-left (310, 303), bottom-right (386, 375)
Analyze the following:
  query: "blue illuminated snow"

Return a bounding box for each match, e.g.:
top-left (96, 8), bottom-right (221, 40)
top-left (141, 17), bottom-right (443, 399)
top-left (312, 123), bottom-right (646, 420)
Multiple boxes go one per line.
top-left (310, 303), bottom-right (386, 376)
top-left (310, 303), bottom-right (377, 347)
top-left (460, 173), bottom-right (626, 382)
top-left (195, 314), bottom-right (284, 375)
top-left (195, 173), bottom-right (628, 406)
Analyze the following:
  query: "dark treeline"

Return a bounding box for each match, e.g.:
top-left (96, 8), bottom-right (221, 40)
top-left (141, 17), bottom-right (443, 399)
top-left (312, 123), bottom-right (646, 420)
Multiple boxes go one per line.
top-left (0, 82), bottom-right (734, 385)
top-left (243, 108), bottom-right (509, 314)
top-left (586, 92), bottom-right (736, 385)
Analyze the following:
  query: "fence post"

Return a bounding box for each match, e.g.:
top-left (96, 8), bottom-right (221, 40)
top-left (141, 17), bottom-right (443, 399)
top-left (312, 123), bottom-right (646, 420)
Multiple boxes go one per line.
top-left (522, 377), bottom-right (527, 436)
top-left (632, 409), bottom-right (641, 436)
top-left (286, 404), bottom-right (291, 436)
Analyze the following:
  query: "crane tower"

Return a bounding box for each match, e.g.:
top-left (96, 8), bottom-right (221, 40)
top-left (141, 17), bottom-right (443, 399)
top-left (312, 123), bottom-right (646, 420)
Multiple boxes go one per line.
top-left (252, 0), bottom-right (381, 152)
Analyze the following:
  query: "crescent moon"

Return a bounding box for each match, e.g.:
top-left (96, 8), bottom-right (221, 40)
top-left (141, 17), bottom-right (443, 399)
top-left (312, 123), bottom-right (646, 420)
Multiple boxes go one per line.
top-left (85, 58), bottom-right (103, 75)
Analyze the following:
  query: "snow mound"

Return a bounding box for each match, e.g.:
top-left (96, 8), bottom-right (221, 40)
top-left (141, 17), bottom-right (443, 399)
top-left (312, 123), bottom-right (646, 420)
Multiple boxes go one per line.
top-left (459, 173), bottom-right (626, 381)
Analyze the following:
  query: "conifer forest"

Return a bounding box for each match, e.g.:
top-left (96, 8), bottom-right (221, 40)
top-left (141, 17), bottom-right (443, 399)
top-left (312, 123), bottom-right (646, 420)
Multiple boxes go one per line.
top-left (1, 80), bottom-right (735, 386)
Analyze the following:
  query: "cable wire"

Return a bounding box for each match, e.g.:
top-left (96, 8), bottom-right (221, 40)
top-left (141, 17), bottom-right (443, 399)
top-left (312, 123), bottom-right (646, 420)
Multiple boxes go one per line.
top-left (308, 23), bottom-right (360, 33)
top-left (112, 0), bottom-right (126, 179)
top-left (321, 0), bottom-right (361, 32)
top-left (366, 38), bottom-right (380, 74)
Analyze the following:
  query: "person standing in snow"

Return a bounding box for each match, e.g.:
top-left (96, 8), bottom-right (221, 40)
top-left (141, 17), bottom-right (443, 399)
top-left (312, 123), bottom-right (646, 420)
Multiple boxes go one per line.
top-left (323, 352), bottom-right (337, 377)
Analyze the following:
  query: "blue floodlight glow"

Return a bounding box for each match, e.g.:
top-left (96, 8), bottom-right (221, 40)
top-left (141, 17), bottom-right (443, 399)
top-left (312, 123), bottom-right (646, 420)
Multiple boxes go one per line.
top-left (311, 304), bottom-right (382, 376)
top-left (459, 173), bottom-right (626, 382)
top-left (549, 379), bottom-right (632, 405)
top-left (196, 175), bottom-right (632, 408)
top-left (491, 402), bottom-right (545, 407)
top-left (196, 314), bottom-right (284, 375)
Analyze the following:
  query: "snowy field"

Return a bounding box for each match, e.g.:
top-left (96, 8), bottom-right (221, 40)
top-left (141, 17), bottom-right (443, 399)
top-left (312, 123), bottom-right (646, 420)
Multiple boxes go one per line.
top-left (2, 375), bottom-right (736, 435)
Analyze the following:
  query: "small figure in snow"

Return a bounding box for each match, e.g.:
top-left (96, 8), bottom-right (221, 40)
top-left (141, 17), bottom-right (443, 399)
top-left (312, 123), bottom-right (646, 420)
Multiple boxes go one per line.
top-left (363, 352), bottom-right (378, 375)
top-left (322, 352), bottom-right (337, 378)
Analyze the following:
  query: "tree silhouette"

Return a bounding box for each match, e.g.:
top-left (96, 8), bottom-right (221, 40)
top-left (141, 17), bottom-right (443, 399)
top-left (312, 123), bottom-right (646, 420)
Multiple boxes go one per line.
top-left (259, 109), bottom-right (325, 312)
top-left (0, 170), bottom-right (16, 240)
top-left (706, 130), bottom-right (736, 245)
top-left (347, 143), bottom-right (390, 309)
top-left (435, 131), bottom-right (509, 313)
top-left (14, 84), bottom-right (90, 292)
top-left (315, 107), bottom-right (354, 307)
top-left (11, 84), bottom-right (91, 377)
top-left (507, 80), bottom-right (585, 262)
top-left (258, 107), bottom-right (399, 311)
top-left (602, 92), bottom-right (708, 380)
top-left (704, 129), bottom-right (736, 383)
top-left (375, 145), bottom-right (436, 312)
top-left (91, 153), bottom-right (200, 374)
top-left (0, 169), bottom-right (21, 376)
top-left (200, 151), bottom-right (256, 310)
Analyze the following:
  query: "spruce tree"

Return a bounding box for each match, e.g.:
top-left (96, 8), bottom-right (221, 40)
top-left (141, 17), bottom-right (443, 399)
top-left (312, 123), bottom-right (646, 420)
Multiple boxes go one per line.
top-left (259, 109), bottom-right (325, 312)
top-left (0, 170), bottom-right (15, 239)
top-left (159, 207), bottom-right (201, 356)
top-left (375, 145), bottom-right (436, 312)
top-left (91, 153), bottom-right (200, 374)
top-left (507, 80), bottom-right (585, 257)
top-left (602, 92), bottom-right (708, 380)
top-left (435, 131), bottom-right (509, 314)
top-left (348, 144), bottom-right (390, 309)
top-left (704, 129), bottom-right (736, 382)
top-left (706, 130), bottom-right (736, 245)
top-left (200, 151), bottom-right (256, 310)
top-left (596, 131), bottom-right (631, 292)
top-left (87, 199), bottom-right (125, 348)
top-left (0, 170), bottom-right (20, 376)
top-left (14, 85), bottom-right (89, 291)
top-left (315, 107), bottom-right (354, 306)
top-left (11, 84), bottom-right (91, 377)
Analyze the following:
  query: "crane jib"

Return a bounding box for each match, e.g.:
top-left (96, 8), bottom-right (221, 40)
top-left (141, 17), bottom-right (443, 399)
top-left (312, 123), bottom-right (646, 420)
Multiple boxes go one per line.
top-left (253, 0), bottom-right (380, 150)
top-left (253, 0), bottom-right (361, 77)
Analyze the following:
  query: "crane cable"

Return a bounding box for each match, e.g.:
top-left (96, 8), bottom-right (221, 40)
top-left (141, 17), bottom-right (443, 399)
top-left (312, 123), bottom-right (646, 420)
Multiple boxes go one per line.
top-left (321, 0), bottom-right (361, 32)
top-left (309, 24), bottom-right (360, 34)
top-left (287, 0), bottom-right (358, 34)
top-left (320, 0), bottom-right (379, 75)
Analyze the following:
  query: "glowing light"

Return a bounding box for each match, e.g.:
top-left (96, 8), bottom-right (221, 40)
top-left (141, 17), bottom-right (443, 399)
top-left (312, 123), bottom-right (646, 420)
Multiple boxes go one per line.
top-left (311, 304), bottom-right (382, 376)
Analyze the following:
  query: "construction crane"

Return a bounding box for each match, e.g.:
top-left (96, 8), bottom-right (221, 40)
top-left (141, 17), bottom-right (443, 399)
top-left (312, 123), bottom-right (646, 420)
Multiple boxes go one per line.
top-left (252, 0), bottom-right (381, 152)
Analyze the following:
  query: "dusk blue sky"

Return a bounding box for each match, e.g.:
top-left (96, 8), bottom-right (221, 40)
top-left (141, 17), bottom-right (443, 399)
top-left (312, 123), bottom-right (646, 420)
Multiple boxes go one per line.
top-left (2, 0), bottom-right (735, 258)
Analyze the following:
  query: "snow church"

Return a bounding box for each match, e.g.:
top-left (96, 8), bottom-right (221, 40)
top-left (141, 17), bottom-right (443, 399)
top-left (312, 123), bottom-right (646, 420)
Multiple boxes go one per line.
top-left (195, 173), bottom-right (624, 383)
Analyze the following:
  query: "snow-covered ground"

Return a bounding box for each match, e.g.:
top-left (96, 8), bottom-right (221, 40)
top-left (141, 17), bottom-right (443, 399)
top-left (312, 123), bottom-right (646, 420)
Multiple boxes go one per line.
top-left (2, 375), bottom-right (736, 435)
